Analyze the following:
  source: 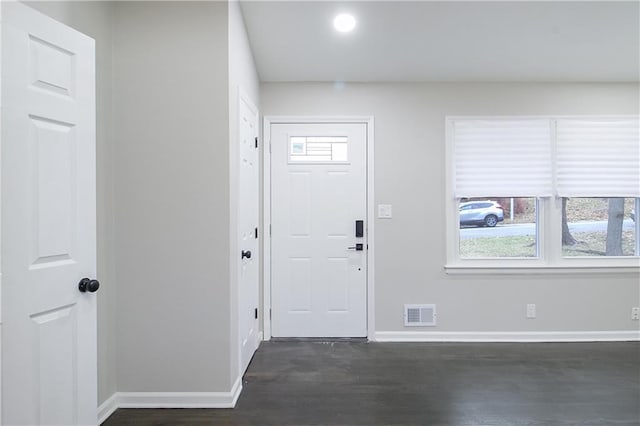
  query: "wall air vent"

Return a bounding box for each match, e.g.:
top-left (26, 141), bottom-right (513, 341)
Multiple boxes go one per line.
top-left (404, 304), bottom-right (436, 327)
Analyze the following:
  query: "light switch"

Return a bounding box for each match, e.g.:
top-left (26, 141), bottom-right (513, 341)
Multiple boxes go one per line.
top-left (378, 204), bottom-right (392, 219)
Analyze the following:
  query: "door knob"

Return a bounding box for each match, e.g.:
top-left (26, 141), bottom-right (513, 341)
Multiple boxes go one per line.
top-left (242, 250), bottom-right (252, 259)
top-left (78, 278), bottom-right (100, 293)
top-left (347, 243), bottom-right (364, 251)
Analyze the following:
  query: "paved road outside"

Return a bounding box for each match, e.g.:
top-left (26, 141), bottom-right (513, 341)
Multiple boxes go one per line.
top-left (460, 219), bottom-right (636, 239)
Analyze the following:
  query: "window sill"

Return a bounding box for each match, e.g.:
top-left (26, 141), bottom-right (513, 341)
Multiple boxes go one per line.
top-left (444, 264), bottom-right (640, 275)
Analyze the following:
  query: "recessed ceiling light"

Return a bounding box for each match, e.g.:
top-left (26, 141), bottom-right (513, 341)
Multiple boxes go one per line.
top-left (333, 13), bottom-right (356, 33)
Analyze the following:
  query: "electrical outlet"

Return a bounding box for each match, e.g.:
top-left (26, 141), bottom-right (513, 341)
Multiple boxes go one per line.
top-left (632, 307), bottom-right (640, 321)
top-left (526, 304), bottom-right (536, 319)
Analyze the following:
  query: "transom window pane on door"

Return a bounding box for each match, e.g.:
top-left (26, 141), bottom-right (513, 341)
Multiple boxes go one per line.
top-left (459, 197), bottom-right (538, 258)
top-left (290, 136), bottom-right (348, 162)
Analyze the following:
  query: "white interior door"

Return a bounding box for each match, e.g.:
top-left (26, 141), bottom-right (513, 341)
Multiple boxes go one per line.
top-left (2, 3), bottom-right (97, 425)
top-left (238, 92), bottom-right (260, 373)
top-left (271, 122), bottom-right (367, 337)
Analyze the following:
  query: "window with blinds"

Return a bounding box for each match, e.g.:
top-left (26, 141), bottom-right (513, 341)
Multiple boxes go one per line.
top-left (453, 120), bottom-right (552, 198)
top-left (556, 119), bottom-right (640, 198)
top-left (453, 118), bottom-right (639, 199)
top-left (448, 116), bottom-right (640, 263)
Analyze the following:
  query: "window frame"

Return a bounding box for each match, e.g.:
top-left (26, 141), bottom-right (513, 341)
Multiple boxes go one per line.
top-left (445, 115), bottom-right (640, 274)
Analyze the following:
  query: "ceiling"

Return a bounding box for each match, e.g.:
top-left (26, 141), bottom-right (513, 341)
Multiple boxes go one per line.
top-left (240, 1), bottom-right (640, 83)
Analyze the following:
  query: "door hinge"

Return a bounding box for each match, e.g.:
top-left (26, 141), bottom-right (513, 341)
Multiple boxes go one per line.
top-left (254, 308), bottom-right (258, 319)
top-left (269, 224), bottom-right (272, 236)
top-left (255, 137), bottom-right (258, 148)
top-left (269, 142), bottom-right (272, 154)
top-left (255, 227), bottom-right (258, 239)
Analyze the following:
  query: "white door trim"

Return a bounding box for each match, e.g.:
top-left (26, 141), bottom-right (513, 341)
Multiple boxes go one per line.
top-left (263, 116), bottom-right (375, 340)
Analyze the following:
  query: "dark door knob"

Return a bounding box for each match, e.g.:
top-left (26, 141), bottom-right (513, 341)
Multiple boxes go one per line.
top-left (78, 278), bottom-right (100, 293)
top-left (242, 250), bottom-right (252, 259)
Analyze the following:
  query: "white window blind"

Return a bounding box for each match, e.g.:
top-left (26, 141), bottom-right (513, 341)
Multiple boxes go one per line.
top-left (453, 120), bottom-right (552, 198)
top-left (556, 118), bottom-right (640, 197)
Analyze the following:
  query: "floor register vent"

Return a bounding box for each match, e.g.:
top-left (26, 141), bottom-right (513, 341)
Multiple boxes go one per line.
top-left (404, 304), bottom-right (436, 327)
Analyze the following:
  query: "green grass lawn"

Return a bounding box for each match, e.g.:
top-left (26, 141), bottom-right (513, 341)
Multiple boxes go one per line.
top-left (460, 231), bottom-right (636, 258)
top-left (563, 230), bottom-right (636, 257)
top-left (460, 235), bottom-right (537, 258)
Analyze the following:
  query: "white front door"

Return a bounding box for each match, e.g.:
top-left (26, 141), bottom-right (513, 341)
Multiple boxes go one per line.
top-left (2, 3), bottom-right (97, 425)
top-left (271, 122), bottom-right (367, 337)
top-left (238, 92), bottom-right (260, 373)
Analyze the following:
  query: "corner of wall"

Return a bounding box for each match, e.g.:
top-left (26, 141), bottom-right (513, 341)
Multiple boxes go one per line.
top-left (228, 0), bottom-right (261, 389)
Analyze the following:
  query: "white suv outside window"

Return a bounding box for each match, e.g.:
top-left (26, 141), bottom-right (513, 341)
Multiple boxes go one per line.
top-left (459, 200), bottom-right (504, 228)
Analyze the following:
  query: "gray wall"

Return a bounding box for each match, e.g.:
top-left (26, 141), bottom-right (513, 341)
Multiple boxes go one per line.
top-left (261, 82), bottom-right (640, 333)
top-left (24, 0), bottom-right (116, 404)
top-left (113, 1), bottom-right (232, 391)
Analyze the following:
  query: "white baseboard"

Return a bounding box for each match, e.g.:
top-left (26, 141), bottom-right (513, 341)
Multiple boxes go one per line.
top-left (98, 393), bottom-right (119, 424)
top-left (230, 375), bottom-right (243, 407)
top-left (373, 330), bottom-right (640, 342)
top-left (97, 377), bottom-right (242, 424)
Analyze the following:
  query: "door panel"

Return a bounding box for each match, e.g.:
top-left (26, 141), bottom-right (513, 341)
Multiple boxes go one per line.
top-left (2, 3), bottom-right (96, 425)
top-left (271, 123), bottom-right (367, 337)
top-left (289, 172), bottom-right (311, 236)
top-left (289, 257), bottom-right (312, 311)
top-left (34, 306), bottom-right (76, 425)
top-left (30, 116), bottom-right (76, 264)
top-left (238, 93), bottom-right (260, 375)
top-left (326, 258), bottom-right (349, 311)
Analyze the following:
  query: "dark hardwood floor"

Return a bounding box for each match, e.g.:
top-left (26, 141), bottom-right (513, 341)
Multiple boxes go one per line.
top-left (103, 340), bottom-right (640, 425)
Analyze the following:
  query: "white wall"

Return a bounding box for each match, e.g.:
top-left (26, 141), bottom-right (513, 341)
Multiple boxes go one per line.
top-left (261, 82), bottom-right (640, 335)
top-left (24, 0), bottom-right (116, 404)
top-left (228, 0), bottom-right (260, 385)
top-left (113, 1), bottom-right (232, 392)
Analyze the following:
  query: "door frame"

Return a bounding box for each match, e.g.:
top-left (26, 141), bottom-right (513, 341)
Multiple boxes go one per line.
top-left (263, 116), bottom-right (375, 340)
